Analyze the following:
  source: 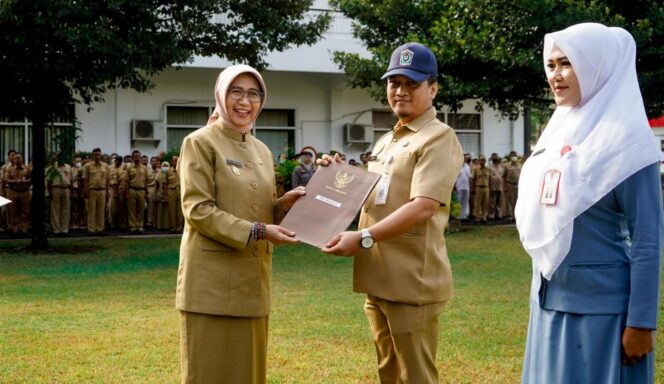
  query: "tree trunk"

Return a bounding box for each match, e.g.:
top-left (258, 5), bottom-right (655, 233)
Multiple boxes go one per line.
top-left (29, 107), bottom-right (49, 250)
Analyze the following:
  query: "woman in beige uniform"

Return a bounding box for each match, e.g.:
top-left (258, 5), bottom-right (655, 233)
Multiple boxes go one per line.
top-left (177, 64), bottom-right (305, 384)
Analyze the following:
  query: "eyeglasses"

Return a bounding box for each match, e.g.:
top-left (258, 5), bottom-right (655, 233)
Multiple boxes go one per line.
top-left (228, 87), bottom-right (263, 103)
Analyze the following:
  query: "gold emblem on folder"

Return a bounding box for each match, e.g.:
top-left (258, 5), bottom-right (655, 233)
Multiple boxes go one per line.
top-left (334, 170), bottom-right (355, 189)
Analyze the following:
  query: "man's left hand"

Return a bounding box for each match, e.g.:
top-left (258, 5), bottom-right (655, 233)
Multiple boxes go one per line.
top-left (321, 231), bottom-right (361, 256)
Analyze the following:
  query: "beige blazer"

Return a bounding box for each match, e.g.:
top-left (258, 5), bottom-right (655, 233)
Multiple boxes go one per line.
top-left (355, 107), bottom-right (464, 305)
top-left (176, 122), bottom-right (277, 317)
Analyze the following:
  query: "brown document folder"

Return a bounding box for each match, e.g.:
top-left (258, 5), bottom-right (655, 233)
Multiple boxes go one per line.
top-left (280, 162), bottom-right (381, 248)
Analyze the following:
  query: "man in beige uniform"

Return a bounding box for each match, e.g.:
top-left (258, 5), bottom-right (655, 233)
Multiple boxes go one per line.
top-left (472, 156), bottom-right (490, 223)
top-left (488, 156), bottom-right (505, 220)
top-left (4, 153), bottom-right (31, 235)
top-left (126, 150), bottom-right (148, 234)
top-left (47, 153), bottom-right (71, 235)
top-left (504, 152), bottom-right (521, 220)
top-left (165, 155), bottom-right (182, 233)
top-left (69, 155), bottom-right (86, 231)
top-left (0, 150), bottom-right (17, 232)
top-left (146, 156), bottom-right (160, 227)
top-left (322, 43), bottom-right (463, 383)
top-left (82, 148), bottom-right (109, 235)
top-left (109, 156), bottom-right (128, 231)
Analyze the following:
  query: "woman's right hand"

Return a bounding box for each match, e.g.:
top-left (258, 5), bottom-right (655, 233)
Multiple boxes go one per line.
top-left (316, 153), bottom-right (343, 167)
top-left (266, 224), bottom-right (298, 245)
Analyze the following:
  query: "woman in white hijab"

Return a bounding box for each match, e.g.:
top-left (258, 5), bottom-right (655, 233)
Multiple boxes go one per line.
top-left (517, 23), bottom-right (662, 383)
top-left (176, 65), bottom-right (305, 384)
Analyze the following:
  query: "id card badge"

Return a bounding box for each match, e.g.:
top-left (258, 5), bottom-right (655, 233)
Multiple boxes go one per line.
top-left (540, 170), bottom-right (561, 205)
top-left (374, 175), bottom-right (391, 205)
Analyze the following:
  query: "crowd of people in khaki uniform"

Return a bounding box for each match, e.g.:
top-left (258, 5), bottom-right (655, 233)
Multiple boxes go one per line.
top-left (455, 150), bottom-right (523, 223)
top-left (0, 148), bottom-right (183, 237)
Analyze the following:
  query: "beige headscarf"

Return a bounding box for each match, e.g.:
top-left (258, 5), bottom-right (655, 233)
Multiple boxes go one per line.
top-left (208, 64), bottom-right (268, 133)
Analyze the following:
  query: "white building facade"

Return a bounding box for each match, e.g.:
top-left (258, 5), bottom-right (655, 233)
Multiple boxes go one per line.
top-left (1, 2), bottom-right (525, 163)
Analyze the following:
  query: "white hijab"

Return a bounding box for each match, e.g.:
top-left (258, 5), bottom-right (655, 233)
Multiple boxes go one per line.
top-left (515, 23), bottom-right (661, 280)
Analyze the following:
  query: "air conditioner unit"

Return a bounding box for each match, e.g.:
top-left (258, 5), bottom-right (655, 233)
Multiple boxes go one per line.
top-left (131, 120), bottom-right (160, 141)
top-left (344, 123), bottom-right (374, 143)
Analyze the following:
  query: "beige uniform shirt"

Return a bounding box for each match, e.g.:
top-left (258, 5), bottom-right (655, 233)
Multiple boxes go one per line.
top-left (82, 162), bottom-right (109, 189)
top-left (4, 164), bottom-right (31, 191)
top-left (356, 107), bottom-right (464, 305)
top-left (48, 164), bottom-right (72, 187)
top-left (148, 168), bottom-right (159, 187)
top-left (473, 166), bottom-right (490, 188)
top-left (110, 165), bottom-right (127, 191)
top-left (127, 163), bottom-right (148, 189)
top-left (489, 163), bottom-right (505, 191)
top-left (177, 122), bottom-right (277, 317)
top-left (505, 162), bottom-right (522, 185)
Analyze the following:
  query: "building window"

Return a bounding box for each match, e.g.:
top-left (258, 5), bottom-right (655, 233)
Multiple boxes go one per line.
top-left (0, 105), bottom-right (76, 163)
top-left (443, 113), bottom-right (481, 157)
top-left (371, 110), bottom-right (396, 145)
top-left (255, 109), bottom-right (295, 164)
top-left (166, 105), bottom-right (212, 153)
top-left (165, 106), bottom-right (296, 164)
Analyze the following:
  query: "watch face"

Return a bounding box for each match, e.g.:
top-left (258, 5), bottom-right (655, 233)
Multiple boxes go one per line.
top-left (361, 236), bottom-right (374, 248)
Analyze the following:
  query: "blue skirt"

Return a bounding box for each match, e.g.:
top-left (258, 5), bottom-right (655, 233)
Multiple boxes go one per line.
top-left (522, 301), bottom-right (654, 384)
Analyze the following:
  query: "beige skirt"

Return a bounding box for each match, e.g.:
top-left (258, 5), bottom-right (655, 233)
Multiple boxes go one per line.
top-left (179, 311), bottom-right (268, 384)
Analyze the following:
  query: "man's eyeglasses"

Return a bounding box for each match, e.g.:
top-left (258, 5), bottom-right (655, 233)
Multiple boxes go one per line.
top-left (228, 87), bottom-right (263, 103)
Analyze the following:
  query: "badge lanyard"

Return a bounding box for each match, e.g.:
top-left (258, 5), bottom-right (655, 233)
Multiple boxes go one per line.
top-left (375, 133), bottom-right (405, 205)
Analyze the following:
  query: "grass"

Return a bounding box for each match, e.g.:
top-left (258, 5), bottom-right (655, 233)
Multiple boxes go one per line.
top-left (0, 226), bottom-right (662, 383)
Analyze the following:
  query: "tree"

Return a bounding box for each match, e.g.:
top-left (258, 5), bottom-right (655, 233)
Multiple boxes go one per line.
top-left (0, 0), bottom-right (330, 249)
top-left (331, 0), bottom-right (664, 119)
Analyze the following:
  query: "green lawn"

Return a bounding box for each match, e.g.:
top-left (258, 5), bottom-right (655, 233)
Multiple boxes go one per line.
top-left (0, 226), bottom-right (662, 383)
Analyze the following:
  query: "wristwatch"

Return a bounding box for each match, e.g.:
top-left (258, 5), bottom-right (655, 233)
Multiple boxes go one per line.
top-left (360, 228), bottom-right (374, 249)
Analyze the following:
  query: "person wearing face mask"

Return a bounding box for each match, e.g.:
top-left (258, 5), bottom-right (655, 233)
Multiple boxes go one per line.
top-left (517, 23), bottom-right (662, 383)
top-left (146, 156), bottom-right (160, 228)
top-left (155, 161), bottom-right (171, 230)
top-left (176, 65), bottom-right (305, 384)
top-left (69, 156), bottom-right (85, 231)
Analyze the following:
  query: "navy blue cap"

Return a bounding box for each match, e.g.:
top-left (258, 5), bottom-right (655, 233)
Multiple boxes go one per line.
top-left (381, 42), bottom-right (438, 83)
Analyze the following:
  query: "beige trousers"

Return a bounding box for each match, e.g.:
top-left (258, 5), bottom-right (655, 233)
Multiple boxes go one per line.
top-left (7, 189), bottom-right (30, 233)
top-left (473, 186), bottom-right (490, 221)
top-left (86, 189), bottom-right (106, 233)
top-left (127, 188), bottom-right (145, 231)
top-left (179, 311), bottom-right (268, 384)
top-left (364, 295), bottom-right (446, 384)
top-left (50, 187), bottom-right (70, 233)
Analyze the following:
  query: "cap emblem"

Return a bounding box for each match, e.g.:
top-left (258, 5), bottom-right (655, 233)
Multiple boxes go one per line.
top-left (399, 49), bottom-right (414, 66)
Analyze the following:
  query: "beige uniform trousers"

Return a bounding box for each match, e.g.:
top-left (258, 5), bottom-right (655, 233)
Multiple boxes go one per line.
top-left (87, 189), bottom-right (106, 233)
top-left (179, 311), bottom-right (268, 384)
top-left (50, 187), bottom-right (70, 233)
top-left (147, 185), bottom-right (157, 226)
top-left (488, 190), bottom-right (503, 219)
top-left (7, 189), bottom-right (30, 233)
top-left (111, 189), bottom-right (128, 230)
top-left (505, 183), bottom-right (518, 218)
top-left (70, 190), bottom-right (86, 229)
top-left (167, 188), bottom-right (182, 231)
top-left (127, 188), bottom-right (146, 231)
top-left (473, 186), bottom-right (490, 221)
top-left (365, 295), bottom-right (446, 384)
